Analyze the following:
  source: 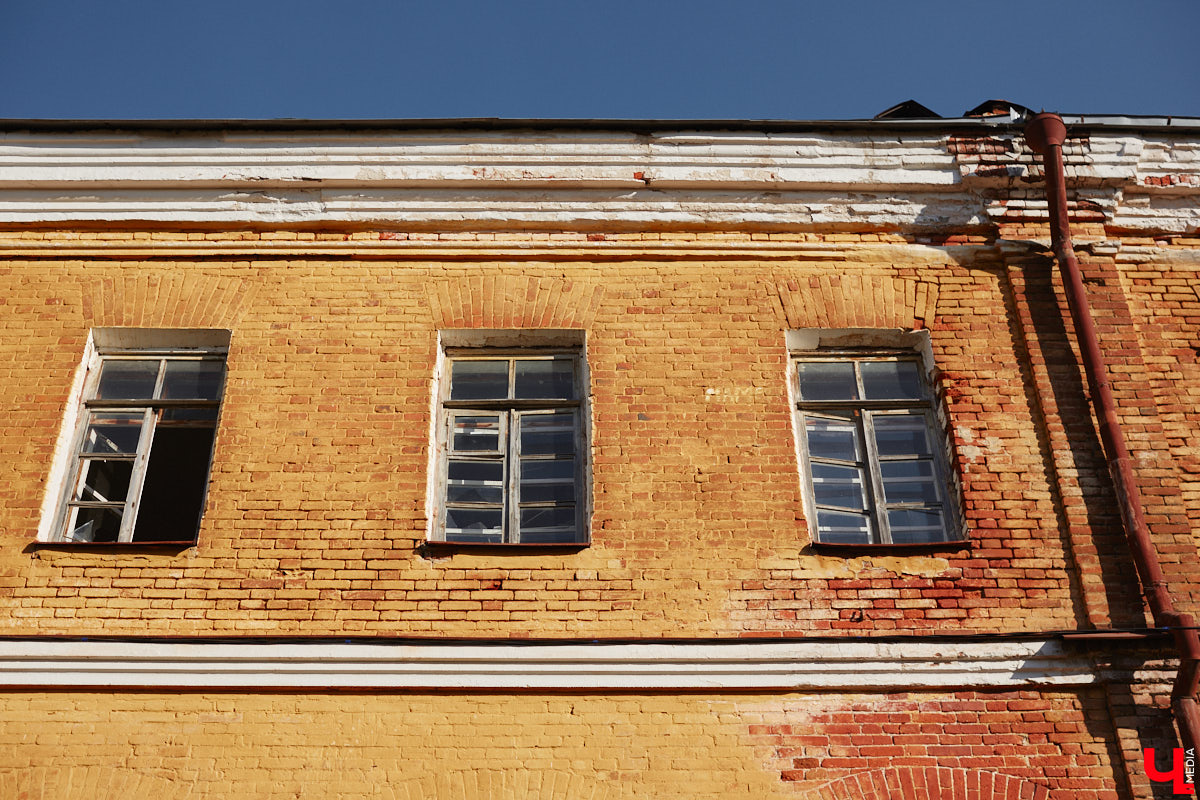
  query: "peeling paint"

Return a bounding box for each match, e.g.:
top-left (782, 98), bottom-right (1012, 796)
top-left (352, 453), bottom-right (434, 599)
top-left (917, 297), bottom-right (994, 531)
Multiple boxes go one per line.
top-left (766, 553), bottom-right (952, 578)
top-left (954, 425), bottom-right (1001, 464)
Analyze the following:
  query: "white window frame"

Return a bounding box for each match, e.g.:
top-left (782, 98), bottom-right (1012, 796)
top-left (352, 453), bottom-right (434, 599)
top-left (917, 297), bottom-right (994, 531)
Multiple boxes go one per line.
top-left (432, 346), bottom-right (589, 545)
top-left (790, 331), bottom-right (961, 547)
top-left (49, 329), bottom-right (229, 544)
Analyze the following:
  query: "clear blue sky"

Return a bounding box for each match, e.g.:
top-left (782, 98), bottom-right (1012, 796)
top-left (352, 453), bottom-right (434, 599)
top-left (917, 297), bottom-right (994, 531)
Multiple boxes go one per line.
top-left (2, 0), bottom-right (1197, 121)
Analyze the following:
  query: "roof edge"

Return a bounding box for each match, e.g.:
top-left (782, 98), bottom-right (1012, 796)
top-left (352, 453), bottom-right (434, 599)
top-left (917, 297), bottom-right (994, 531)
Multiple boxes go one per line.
top-left (2, 114), bottom-right (1196, 135)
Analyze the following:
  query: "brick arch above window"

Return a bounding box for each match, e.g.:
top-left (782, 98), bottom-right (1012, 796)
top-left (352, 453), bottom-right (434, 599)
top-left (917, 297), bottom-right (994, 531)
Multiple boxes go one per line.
top-left (772, 274), bottom-right (940, 331)
top-left (78, 273), bottom-right (259, 329)
top-left (425, 275), bottom-right (606, 330)
top-left (803, 767), bottom-right (1050, 800)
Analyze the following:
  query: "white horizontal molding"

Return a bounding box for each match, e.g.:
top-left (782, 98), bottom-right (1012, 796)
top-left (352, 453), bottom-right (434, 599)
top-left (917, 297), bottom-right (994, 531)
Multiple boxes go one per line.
top-left (0, 240), bottom-right (982, 266)
top-left (0, 187), bottom-right (991, 229)
top-left (1, 130), bottom-right (1194, 230)
top-left (0, 131), bottom-right (963, 188)
top-left (0, 638), bottom-right (1098, 690)
top-left (1111, 192), bottom-right (1200, 234)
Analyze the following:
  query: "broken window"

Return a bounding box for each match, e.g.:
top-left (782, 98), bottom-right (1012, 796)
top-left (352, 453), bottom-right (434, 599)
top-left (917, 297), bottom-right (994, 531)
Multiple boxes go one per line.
top-left (55, 332), bottom-right (228, 543)
top-left (793, 351), bottom-right (959, 545)
top-left (435, 350), bottom-right (587, 544)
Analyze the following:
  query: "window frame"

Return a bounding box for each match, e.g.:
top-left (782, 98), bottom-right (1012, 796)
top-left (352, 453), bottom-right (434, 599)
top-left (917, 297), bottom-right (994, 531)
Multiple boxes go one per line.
top-left (51, 340), bottom-right (227, 545)
top-left (792, 348), bottom-right (961, 547)
top-left (433, 348), bottom-right (588, 546)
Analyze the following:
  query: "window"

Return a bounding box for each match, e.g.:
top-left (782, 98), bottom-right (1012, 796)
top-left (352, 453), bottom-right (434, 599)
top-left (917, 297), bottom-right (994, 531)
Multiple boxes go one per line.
top-left (53, 330), bottom-right (228, 544)
top-left (793, 338), bottom-right (958, 546)
top-left (434, 346), bottom-right (587, 544)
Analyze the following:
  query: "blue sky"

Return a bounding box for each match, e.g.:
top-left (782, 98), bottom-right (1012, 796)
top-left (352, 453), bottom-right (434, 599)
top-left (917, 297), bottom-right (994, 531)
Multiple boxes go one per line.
top-left (2, 0), bottom-right (1197, 121)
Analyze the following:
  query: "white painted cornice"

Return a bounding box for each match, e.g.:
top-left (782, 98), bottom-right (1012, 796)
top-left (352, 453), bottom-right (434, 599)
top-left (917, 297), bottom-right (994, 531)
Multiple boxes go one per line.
top-left (0, 128), bottom-right (1195, 232)
top-left (0, 638), bottom-right (1099, 689)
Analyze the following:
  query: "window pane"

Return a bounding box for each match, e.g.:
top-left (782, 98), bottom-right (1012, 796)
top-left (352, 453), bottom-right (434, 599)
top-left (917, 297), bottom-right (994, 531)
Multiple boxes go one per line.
top-left (521, 459), bottom-right (575, 481)
top-left (520, 458), bottom-right (576, 503)
top-left (161, 407), bottom-right (219, 424)
top-left (452, 415), bottom-right (502, 452)
top-left (96, 360), bottom-right (160, 400)
top-left (445, 508), bottom-right (504, 542)
top-left (76, 460), bottom-right (133, 503)
top-left (514, 359), bottom-right (576, 399)
top-left (815, 510), bottom-right (873, 544)
top-left (872, 414), bottom-right (932, 457)
top-left (161, 360), bottom-right (225, 400)
top-left (131, 426), bottom-right (216, 542)
top-left (810, 463), bottom-right (866, 510)
top-left (519, 507), bottom-right (577, 543)
top-left (797, 362), bottom-right (858, 401)
top-left (880, 460), bottom-right (940, 504)
top-left (520, 413), bottom-right (576, 456)
top-left (887, 508), bottom-right (947, 544)
top-left (82, 412), bottom-right (144, 454)
top-left (449, 361), bottom-right (509, 400)
top-left (804, 415), bottom-right (860, 462)
top-left (447, 460), bottom-right (504, 504)
top-left (861, 361), bottom-right (924, 400)
top-left (65, 507), bottom-right (123, 543)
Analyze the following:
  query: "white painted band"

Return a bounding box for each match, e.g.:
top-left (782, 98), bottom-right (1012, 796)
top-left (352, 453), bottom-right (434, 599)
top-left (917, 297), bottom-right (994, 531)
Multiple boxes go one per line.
top-left (0, 639), bottom-right (1098, 689)
top-left (0, 130), bottom-right (1194, 230)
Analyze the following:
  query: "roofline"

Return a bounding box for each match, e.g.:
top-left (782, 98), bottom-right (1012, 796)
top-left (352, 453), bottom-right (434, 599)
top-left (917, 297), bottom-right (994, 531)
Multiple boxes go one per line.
top-left (3, 114), bottom-right (1200, 135)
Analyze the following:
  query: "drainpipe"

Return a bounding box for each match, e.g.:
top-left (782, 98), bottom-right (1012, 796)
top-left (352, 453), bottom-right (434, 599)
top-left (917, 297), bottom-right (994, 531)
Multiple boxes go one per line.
top-left (1024, 112), bottom-right (1200, 757)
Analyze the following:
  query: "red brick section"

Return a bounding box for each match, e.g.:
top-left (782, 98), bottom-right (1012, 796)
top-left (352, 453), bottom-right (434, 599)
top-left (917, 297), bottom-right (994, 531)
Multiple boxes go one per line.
top-left (746, 691), bottom-right (1123, 799)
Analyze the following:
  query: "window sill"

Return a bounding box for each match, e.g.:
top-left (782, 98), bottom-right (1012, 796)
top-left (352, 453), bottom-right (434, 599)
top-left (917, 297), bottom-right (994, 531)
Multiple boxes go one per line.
top-left (29, 540), bottom-right (197, 554)
top-left (420, 540), bottom-right (589, 556)
top-left (807, 539), bottom-right (970, 555)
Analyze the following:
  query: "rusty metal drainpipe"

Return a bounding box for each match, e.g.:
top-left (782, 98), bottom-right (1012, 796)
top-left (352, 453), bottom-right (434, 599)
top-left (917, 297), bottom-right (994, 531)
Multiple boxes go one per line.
top-left (1024, 112), bottom-right (1200, 757)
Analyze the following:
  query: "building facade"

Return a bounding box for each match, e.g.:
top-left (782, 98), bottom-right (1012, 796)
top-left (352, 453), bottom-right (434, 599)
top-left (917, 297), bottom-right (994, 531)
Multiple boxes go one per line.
top-left (0, 110), bottom-right (1199, 797)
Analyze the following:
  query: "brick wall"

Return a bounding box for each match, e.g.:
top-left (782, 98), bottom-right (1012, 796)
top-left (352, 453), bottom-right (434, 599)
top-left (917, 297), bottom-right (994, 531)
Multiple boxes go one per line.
top-left (0, 689), bottom-right (1123, 799)
top-left (0, 229), bottom-right (1115, 637)
top-left (1, 222), bottom-right (1197, 799)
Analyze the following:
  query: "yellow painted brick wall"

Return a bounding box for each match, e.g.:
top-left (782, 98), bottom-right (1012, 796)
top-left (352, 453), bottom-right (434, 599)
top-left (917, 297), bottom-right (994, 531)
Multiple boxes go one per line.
top-left (0, 227), bottom-right (1195, 637)
top-left (0, 689), bottom-right (1122, 799)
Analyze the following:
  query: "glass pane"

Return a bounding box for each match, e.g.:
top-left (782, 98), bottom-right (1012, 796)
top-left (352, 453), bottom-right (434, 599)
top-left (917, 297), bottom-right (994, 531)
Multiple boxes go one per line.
top-left (161, 360), bottom-right (225, 400)
top-left (804, 415), bottom-right (859, 462)
top-left (520, 458), bottom-right (576, 503)
top-left (96, 360), bottom-right (160, 400)
top-left (132, 426), bottom-right (216, 542)
top-left (160, 407), bottom-right (219, 424)
top-left (810, 463), bottom-right (866, 510)
top-left (452, 415), bottom-right (502, 452)
top-left (861, 360), bottom-right (924, 400)
top-left (519, 507), bottom-right (577, 543)
top-left (520, 413), bottom-right (576, 456)
top-left (872, 414), bottom-right (932, 457)
top-left (447, 460), bottom-right (504, 504)
top-left (445, 507), bottom-right (504, 542)
top-left (82, 412), bottom-right (144, 454)
top-left (449, 360), bottom-right (509, 400)
top-left (797, 362), bottom-right (858, 401)
top-left (815, 510), bottom-right (873, 545)
top-left (521, 459), bottom-right (575, 481)
top-left (514, 359), bottom-right (575, 399)
top-left (887, 508), bottom-right (947, 544)
top-left (880, 460), bottom-right (940, 504)
top-left (65, 506), bottom-right (123, 543)
top-left (76, 460), bottom-right (133, 503)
